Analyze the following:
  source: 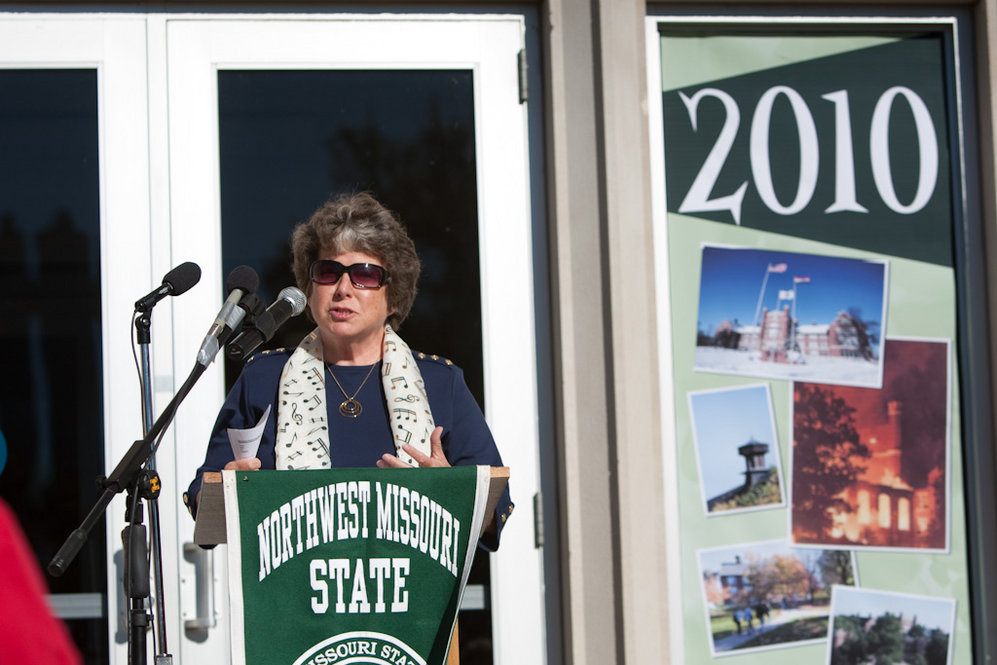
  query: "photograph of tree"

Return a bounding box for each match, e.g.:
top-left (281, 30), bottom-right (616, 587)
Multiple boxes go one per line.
top-left (694, 245), bottom-right (887, 387)
top-left (698, 539), bottom-right (857, 656)
top-left (791, 338), bottom-right (949, 551)
top-left (827, 586), bottom-right (954, 665)
top-left (688, 383), bottom-right (785, 515)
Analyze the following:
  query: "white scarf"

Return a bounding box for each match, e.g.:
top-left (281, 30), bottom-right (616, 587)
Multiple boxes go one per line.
top-left (274, 325), bottom-right (434, 469)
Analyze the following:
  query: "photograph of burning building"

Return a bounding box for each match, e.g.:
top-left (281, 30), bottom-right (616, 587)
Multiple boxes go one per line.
top-left (695, 245), bottom-right (888, 387)
top-left (791, 338), bottom-right (949, 551)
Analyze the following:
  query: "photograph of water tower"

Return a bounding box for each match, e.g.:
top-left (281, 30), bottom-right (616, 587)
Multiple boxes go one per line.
top-left (688, 383), bottom-right (785, 516)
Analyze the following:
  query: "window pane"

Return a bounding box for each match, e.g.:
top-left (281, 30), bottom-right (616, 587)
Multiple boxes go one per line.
top-left (217, 68), bottom-right (493, 661)
top-left (0, 69), bottom-right (106, 664)
top-left (218, 69), bottom-right (483, 398)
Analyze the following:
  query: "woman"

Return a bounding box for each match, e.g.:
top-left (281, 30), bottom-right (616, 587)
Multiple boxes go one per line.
top-left (185, 192), bottom-right (513, 549)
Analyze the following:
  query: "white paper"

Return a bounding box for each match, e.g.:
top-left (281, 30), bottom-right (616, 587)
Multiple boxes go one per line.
top-left (227, 404), bottom-right (271, 460)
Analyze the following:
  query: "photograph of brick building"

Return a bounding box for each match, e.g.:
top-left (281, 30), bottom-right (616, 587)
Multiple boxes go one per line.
top-left (736, 309), bottom-right (875, 361)
top-left (695, 245), bottom-right (888, 387)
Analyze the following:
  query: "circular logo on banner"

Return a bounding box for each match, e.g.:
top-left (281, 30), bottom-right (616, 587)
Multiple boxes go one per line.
top-left (292, 631), bottom-right (426, 665)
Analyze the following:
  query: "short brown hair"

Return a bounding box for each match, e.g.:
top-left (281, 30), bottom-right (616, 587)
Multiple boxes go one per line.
top-left (291, 192), bottom-right (420, 329)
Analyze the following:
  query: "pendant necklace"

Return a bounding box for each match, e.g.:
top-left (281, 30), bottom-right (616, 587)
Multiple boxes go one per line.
top-left (326, 362), bottom-right (378, 418)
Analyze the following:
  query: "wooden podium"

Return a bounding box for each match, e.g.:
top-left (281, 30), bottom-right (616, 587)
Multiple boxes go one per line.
top-left (194, 466), bottom-right (509, 665)
top-left (194, 466), bottom-right (509, 545)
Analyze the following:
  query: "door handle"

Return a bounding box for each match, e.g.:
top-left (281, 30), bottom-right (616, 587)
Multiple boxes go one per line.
top-left (182, 542), bottom-right (215, 634)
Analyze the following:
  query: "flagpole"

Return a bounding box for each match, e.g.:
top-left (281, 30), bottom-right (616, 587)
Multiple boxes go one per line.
top-left (753, 265), bottom-right (772, 329)
top-left (789, 276), bottom-right (809, 358)
top-left (792, 279), bottom-right (798, 353)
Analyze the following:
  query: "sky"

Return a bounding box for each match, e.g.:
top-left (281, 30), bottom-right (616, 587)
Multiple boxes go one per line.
top-left (696, 245), bottom-right (887, 334)
top-left (831, 586), bottom-right (955, 632)
top-left (689, 384), bottom-right (780, 500)
top-left (698, 539), bottom-right (823, 575)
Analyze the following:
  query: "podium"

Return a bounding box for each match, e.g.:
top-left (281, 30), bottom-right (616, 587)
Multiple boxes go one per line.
top-left (195, 466), bottom-right (509, 665)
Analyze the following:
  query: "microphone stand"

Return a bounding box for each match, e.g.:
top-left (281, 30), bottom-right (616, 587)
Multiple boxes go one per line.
top-left (135, 310), bottom-right (173, 665)
top-left (49, 345), bottom-right (210, 664)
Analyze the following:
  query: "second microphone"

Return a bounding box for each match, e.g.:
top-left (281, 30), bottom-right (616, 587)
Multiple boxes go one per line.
top-left (227, 287), bottom-right (307, 361)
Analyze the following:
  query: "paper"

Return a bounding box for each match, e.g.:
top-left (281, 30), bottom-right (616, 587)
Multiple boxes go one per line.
top-left (228, 404), bottom-right (271, 460)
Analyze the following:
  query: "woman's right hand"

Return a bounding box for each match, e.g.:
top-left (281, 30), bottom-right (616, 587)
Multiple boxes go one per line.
top-left (224, 457), bottom-right (262, 471)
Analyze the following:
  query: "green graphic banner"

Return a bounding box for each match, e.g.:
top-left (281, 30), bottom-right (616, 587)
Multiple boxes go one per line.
top-left (662, 35), bottom-right (952, 266)
top-left (222, 467), bottom-right (490, 665)
top-left (657, 26), bottom-right (970, 664)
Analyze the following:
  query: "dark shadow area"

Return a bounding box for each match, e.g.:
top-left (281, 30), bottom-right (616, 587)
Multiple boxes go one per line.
top-left (0, 68), bottom-right (107, 664)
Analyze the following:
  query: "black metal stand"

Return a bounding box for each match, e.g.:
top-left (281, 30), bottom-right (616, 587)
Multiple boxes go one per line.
top-left (48, 350), bottom-right (207, 664)
top-left (123, 484), bottom-right (151, 665)
top-left (133, 311), bottom-right (173, 665)
top-left (49, 263), bottom-right (240, 665)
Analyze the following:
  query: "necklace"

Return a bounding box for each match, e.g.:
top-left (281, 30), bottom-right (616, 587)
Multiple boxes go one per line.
top-left (326, 362), bottom-right (378, 418)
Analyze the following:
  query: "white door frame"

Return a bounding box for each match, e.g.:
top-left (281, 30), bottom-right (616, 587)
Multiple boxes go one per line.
top-left (0, 12), bottom-right (165, 664)
top-left (0, 11), bottom-right (544, 665)
top-left (163, 14), bottom-right (545, 665)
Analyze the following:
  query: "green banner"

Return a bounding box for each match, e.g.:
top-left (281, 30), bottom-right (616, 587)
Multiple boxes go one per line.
top-left (662, 34), bottom-right (952, 266)
top-left (657, 27), bottom-right (970, 664)
top-left (223, 467), bottom-right (489, 665)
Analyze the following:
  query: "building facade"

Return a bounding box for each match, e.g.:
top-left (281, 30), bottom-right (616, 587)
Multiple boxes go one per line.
top-left (0, 1), bottom-right (995, 664)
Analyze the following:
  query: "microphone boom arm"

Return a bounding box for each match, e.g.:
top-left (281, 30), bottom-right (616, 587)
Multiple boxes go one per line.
top-left (48, 360), bottom-right (208, 576)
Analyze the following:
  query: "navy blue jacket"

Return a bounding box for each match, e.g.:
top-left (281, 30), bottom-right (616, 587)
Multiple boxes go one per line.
top-left (185, 348), bottom-right (513, 550)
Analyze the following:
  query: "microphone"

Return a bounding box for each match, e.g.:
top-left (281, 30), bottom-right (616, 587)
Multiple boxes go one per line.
top-left (235, 291), bottom-right (266, 322)
top-left (196, 265), bottom-right (259, 366)
top-left (227, 287), bottom-right (307, 361)
top-left (134, 262), bottom-right (201, 312)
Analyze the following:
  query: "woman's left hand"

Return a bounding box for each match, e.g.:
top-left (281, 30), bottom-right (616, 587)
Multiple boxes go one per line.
top-left (377, 426), bottom-right (450, 468)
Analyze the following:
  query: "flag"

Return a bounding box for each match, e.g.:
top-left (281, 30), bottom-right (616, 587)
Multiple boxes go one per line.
top-left (794, 276), bottom-right (810, 283)
top-left (768, 263), bottom-right (787, 273)
top-left (778, 289), bottom-right (795, 300)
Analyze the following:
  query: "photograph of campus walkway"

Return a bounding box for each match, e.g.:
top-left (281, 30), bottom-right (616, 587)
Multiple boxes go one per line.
top-left (699, 539), bottom-right (856, 656)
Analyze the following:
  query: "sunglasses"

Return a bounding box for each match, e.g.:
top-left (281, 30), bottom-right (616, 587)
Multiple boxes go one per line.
top-left (309, 259), bottom-right (390, 289)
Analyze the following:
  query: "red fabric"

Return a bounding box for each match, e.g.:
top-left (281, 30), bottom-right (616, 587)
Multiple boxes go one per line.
top-left (0, 498), bottom-right (82, 665)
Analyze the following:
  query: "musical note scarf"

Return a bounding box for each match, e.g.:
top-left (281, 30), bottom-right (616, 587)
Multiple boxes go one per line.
top-left (274, 325), bottom-right (434, 470)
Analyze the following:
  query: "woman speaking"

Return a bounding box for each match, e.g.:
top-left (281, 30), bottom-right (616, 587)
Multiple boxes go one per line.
top-left (186, 192), bottom-right (512, 549)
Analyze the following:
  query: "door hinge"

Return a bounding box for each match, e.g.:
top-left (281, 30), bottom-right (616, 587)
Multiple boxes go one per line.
top-left (533, 492), bottom-right (543, 548)
top-left (518, 48), bottom-right (528, 104)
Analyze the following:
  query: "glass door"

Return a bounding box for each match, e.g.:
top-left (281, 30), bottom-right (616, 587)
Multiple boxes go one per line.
top-left (0, 14), bottom-right (155, 665)
top-left (0, 13), bottom-right (544, 663)
top-left (165, 15), bottom-right (545, 664)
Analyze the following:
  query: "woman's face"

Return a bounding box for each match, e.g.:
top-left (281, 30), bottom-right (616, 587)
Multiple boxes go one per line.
top-left (309, 248), bottom-right (394, 357)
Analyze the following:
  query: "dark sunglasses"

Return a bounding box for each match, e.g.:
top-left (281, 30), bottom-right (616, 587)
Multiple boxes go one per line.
top-left (309, 259), bottom-right (390, 289)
